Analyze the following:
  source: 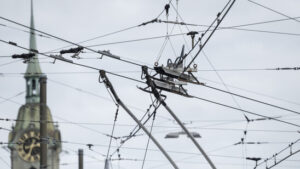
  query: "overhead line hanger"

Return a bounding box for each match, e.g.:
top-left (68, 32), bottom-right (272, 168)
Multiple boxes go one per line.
top-left (3, 38), bottom-right (300, 128)
top-left (0, 16), bottom-right (148, 68)
top-left (0, 39), bottom-right (145, 84)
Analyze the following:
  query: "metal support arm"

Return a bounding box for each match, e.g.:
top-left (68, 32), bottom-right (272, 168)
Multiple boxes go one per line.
top-left (142, 66), bottom-right (217, 169)
top-left (99, 70), bottom-right (179, 169)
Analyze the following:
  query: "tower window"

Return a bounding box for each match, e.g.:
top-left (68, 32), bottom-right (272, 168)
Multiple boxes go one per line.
top-left (27, 81), bottom-right (30, 96)
top-left (32, 79), bottom-right (37, 95)
top-left (32, 79), bottom-right (36, 90)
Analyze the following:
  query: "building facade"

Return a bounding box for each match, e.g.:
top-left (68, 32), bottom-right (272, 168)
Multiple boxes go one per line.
top-left (8, 1), bottom-right (62, 169)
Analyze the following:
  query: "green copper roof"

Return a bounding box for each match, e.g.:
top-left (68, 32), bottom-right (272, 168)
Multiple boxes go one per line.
top-left (25, 0), bottom-right (42, 77)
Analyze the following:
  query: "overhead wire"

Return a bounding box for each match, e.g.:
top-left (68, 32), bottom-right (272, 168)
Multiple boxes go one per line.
top-left (0, 127), bottom-right (11, 132)
top-left (46, 143), bottom-right (299, 168)
top-left (199, 83), bottom-right (300, 116)
top-left (197, 67), bottom-right (300, 71)
top-left (54, 158), bottom-right (300, 168)
top-left (0, 56), bottom-right (12, 59)
top-left (155, 15), bottom-right (300, 28)
top-left (0, 93), bottom-right (127, 140)
top-left (147, 142), bottom-right (240, 169)
top-left (163, 0), bottom-right (181, 59)
top-left (0, 16), bottom-right (150, 68)
top-left (155, 19), bottom-right (300, 36)
top-left (0, 91), bottom-right (24, 105)
top-left (1, 14), bottom-right (300, 61)
top-left (104, 90), bottom-right (120, 160)
top-left (0, 95), bottom-right (22, 106)
top-left (2, 71), bottom-right (300, 108)
top-left (0, 3), bottom-right (177, 71)
top-left (53, 115), bottom-right (114, 139)
top-left (48, 78), bottom-right (112, 102)
top-left (201, 50), bottom-right (249, 169)
top-left (154, 20), bottom-right (177, 63)
top-left (173, 0), bottom-right (191, 53)
top-left (3, 136), bottom-right (300, 168)
top-left (225, 27), bottom-right (300, 36)
top-left (0, 38), bottom-right (146, 84)
top-left (1, 60), bottom-right (299, 131)
top-left (191, 95), bottom-right (300, 128)
top-left (2, 116), bottom-right (299, 133)
top-left (0, 3), bottom-right (298, 168)
top-left (52, 77), bottom-right (177, 157)
top-left (0, 97), bottom-right (117, 139)
top-left (48, 78), bottom-right (170, 123)
top-left (75, 15), bottom-right (300, 48)
top-left (73, 27), bottom-right (300, 48)
top-left (110, 99), bottom-right (161, 156)
top-left (141, 109), bottom-right (156, 169)
top-left (3, 70), bottom-right (300, 116)
top-left (0, 59), bottom-right (22, 68)
top-left (196, 75), bottom-right (300, 107)
top-left (1, 84), bottom-right (299, 145)
top-left (31, 15), bottom-right (300, 55)
top-left (45, 25), bottom-right (140, 53)
top-left (1, 0), bottom-right (298, 152)
top-left (255, 138), bottom-right (300, 169)
top-left (10, 138), bottom-right (275, 159)
top-left (0, 156), bottom-right (9, 168)
top-left (170, 0), bottom-right (190, 32)
top-left (183, 0), bottom-right (236, 73)
top-left (0, 22), bottom-right (51, 38)
top-left (247, 0), bottom-right (300, 23)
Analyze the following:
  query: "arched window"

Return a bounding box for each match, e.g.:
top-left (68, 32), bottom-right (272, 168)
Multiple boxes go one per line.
top-left (32, 79), bottom-right (36, 90)
top-left (32, 79), bottom-right (36, 95)
top-left (27, 81), bottom-right (31, 96)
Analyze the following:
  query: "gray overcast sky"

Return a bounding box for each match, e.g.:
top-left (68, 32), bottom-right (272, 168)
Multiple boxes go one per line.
top-left (1, 0), bottom-right (300, 169)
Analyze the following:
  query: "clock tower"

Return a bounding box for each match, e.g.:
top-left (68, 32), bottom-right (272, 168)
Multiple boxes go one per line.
top-left (8, 1), bottom-right (62, 169)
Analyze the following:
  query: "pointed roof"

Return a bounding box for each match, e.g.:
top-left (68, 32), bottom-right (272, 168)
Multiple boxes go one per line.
top-left (25, 0), bottom-right (42, 77)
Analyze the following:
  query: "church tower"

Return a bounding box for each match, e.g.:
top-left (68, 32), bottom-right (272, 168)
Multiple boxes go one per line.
top-left (8, 1), bottom-right (62, 169)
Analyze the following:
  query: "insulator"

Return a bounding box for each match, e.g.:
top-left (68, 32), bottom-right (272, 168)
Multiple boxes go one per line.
top-left (60, 46), bottom-right (83, 54)
top-left (12, 53), bottom-right (35, 59)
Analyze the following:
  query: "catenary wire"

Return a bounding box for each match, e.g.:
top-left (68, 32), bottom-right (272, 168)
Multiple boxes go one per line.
top-left (196, 75), bottom-right (300, 107)
top-left (45, 25), bottom-right (140, 53)
top-left (191, 95), bottom-right (300, 128)
top-left (2, 14), bottom-right (300, 58)
top-left (1, 37), bottom-right (299, 129)
top-left (71, 28), bottom-right (300, 48)
top-left (2, 71), bottom-right (300, 108)
top-left (0, 16), bottom-right (151, 69)
top-left (46, 0), bottom-right (171, 53)
top-left (155, 16), bottom-right (300, 28)
top-left (183, 0), bottom-right (236, 73)
top-left (3, 138), bottom-right (299, 164)
top-left (0, 23), bottom-right (51, 38)
top-left (0, 59), bottom-right (22, 67)
top-left (200, 83), bottom-right (300, 116)
top-left (1, 117), bottom-right (299, 133)
top-left (0, 52), bottom-right (299, 126)
top-left (201, 50), bottom-right (249, 169)
top-left (0, 38), bottom-right (145, 84)
top-left (0, 91), bottom-right (24, 105)
top-left (247, 0), bottom-right (300, 23)
top-left (141, 111), bottom-right (156, 169)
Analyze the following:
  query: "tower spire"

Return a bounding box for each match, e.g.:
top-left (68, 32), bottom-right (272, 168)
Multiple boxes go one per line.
top-left (25, 0), bottom-right (43, 103)
top-left (25, 0), bottom-right (42, 76)
top-left (8, 2), bottom-right (61, 169)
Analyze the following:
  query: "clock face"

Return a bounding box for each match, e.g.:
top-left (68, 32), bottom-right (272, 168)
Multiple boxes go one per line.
top-left (17, 130), bottom-right (40, 162)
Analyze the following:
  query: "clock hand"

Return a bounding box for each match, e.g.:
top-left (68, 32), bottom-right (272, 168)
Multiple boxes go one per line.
top-left (26, 139), bottom-right (36, 159)
top-left (24, 139), bottom-right (32, 150)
